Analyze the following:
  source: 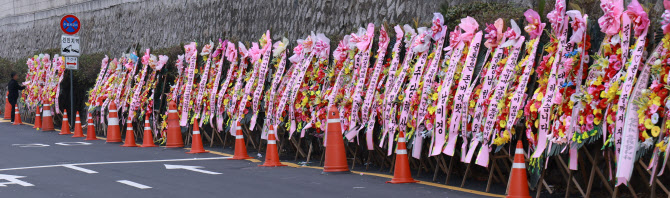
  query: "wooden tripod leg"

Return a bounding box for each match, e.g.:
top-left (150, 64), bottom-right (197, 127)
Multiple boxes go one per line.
top-left (351, 146), bottom-right (358, 170)
top-left (638, 160), bottom-right (670, 197)
top-left (389, 155), bottom-right (396, 174)
top-left (433, 157), bottom-right (441, 182)
top-left (585, 150), bottom-right (599, 198)
top-left (416, 154), bottom-right (430, 178)
top-left (583, 149), bottom-right (614, 195)
top-left (486, 154), bottom-right (496, 193)
top-left (460, 162), bottom-right (472, 188)
top-left (536, 168), bottom-right (547, 198)
top-left (445, 155), bottom-right (455, 185)
top-left (306, 142), bottom-right (313, 164)
top-left (557, 156), bottom-right (586, 197)
top-left (209, 129), bottom-right (218, 147)
top-left (565, 170), bottom-right (573, 198)
top-left (626, 184), bottom-right (638, 198)
top-left (366, 150), bottom-right (373, 171)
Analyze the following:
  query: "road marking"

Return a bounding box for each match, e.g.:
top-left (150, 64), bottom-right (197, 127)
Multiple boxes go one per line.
top-left (0, 174), bottom-right (34, 187)
top-left (117, 180), bottom-right (151, 189)
top-left (62, 165), bottom-right (98, 174)
top-left (164, 164), bottom-right (222, 175)
top-left (12, 143), bottom-right (49, 147)
top-left (0, 157), bottom-right (231, 172)
top-left (55, 142), bottom-right (92, 146)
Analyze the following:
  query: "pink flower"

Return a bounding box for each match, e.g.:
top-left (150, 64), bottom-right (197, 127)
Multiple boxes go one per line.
top-left (662, 10), bottom-right (670, 34)
top-left (141, 49), bottom-right (151, 66)
top-left (585, 122), bottom-right (594, 131)
top-left (546, 0), bottom-right (565, 33)
top-left (449, 27), bottom-right (462, 46)
top-left (524, 9), bottom-right (543, 39)
top-left (598, 0), bottom-right (623, 35)
top-left (458, 16), bottom-right (479, 42)
top-left (333, 36), bottom-right (351, 63)
top-left (289, 43), bottom-right (303, 64)
top-left (431, 13), bottom-right (446, 40)
top-left (663, 0), bottom-right (670, 34)
top-left (412, 29), bottom-right (430, 53)
top-left (175, 55), bottom-right (184, 75)
top-left (567, 10), bottom-right (586, 43)
top-left (651, 80), bottom-right (662, 91)
top-left (650, 104), bottom-right (659, 114)
top-left (484, 19), bottom-right (504, 48)
top-left (313, 33), bottom-right (330, 60)
top-left (553, 91), bottom-right (563, 104)
top-left (586, 114), bottom-right (594, 124)
top-left (625, 0), bottom-right (649, 37)
top-left (212, 39), bottom-right (224, 58)
top-left (238, 42), bottom-right (249, 59)
top-left (609, 56), bottom-right (621, 70)
top-left (156, 55), bottom-right (168, 71)
top-left (377, 25), bottom-right (390, 53)
top-left (184, 42), bottom-right (197, 59)
top-left (226, 41), bottom-right (238, 63)
top-left (248, 42), bottom-right (262, 63)
top-left (350, 23), bottom-right (374, 51)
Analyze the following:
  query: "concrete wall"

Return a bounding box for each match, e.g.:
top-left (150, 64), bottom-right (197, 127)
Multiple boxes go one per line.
top-left (0, 0), bottom-right (535, 60)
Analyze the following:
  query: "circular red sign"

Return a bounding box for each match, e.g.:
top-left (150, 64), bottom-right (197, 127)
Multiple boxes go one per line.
top-left (60, 15), bottom-right (80, 35)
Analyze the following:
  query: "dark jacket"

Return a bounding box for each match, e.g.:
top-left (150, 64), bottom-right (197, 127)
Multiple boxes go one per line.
top-left (8, 79), bottom-right (24, 105)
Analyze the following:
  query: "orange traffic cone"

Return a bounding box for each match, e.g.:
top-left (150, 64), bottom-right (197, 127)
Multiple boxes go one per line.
top-left (106, 102), bottom-right (122, 143)
top-left (85, 112), bottom-right (98, 140)
top-left (230, 120), bottom-right (252, 159)
top-left (506, 140), bottom-right (530, 198)
top-left (72, 111), bottom-right (85, 137)
top-left (166, 101), bottom-right (184, 148)
top-left (58, 110), bottom-right (71, 134)
top-left (121, 119), bottom-right (138, 147)
top-left (140, 114), bottom-right (157, 147)
top-left (34, 107), bottom-right (42, 129)
top-left (259, 125), bottom-right (286, 167)
top-left (41, 103), bottom-right (54, 131)
top-left (387, 131), bottom-right (418, 183)
top-left (323, 105), bottom-right (349, 173)
top-left (4, 92), bottom-right (11, 120)
top-left (12, 106), bottom-right (22, 125)
top-left (186, 118), bottom-right (208, 153)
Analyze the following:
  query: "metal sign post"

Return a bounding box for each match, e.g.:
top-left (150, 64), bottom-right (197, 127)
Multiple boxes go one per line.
top-left (61, 15), bottom-right (81, 128)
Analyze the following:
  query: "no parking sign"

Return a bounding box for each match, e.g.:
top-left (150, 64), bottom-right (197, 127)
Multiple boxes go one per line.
top-left (60, 15), bottom-right (80, 35)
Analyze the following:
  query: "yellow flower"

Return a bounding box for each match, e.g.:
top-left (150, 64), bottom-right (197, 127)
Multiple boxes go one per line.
top-left (499, 120), bottom-right (506, 128)
top-left (432, 93), bottom-right (438, 101)
top-left (593, 76), bottom-right (603, 86)
top-left (652, 126), bottom-right (661, 137)
top-left (645, 118), bottom-right (653, 129)
top-left (315, 121), bottom-right (322, 128)
top-left (536, 92), bottom-right (544, 101)
top-left (428, 106), bottom-right (436, 114)
top-left (658, 141), bottom-right (667, 152)
top-left (607, 115), bottom-right (614, 124)
top-left (594, 117), bottom-right (601, 125)
top-left (530, 103), bottom-right (537, 112)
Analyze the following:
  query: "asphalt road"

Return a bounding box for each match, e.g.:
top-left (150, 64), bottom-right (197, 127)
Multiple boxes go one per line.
top-left (0, 120), bottom-right (502, 198)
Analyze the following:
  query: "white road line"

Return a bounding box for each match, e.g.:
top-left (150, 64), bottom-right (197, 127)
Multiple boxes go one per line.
top-left (117, 180), bottom-right (152, 189)
top-left (62, 165), bottom-right (98, 174)
top-left (0, 157), bottom-right (231, 172)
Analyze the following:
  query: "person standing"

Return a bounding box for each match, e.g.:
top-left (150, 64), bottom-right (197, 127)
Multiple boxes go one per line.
top-left (8, 72), bottom-right (25, 123)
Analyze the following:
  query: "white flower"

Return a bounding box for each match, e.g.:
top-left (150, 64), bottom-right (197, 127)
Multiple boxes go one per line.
top-left (652, 113), bottom-right (660, 124)
top-left (655, 59), bottom-right (662, 66)
top-left (666, 99), bottom-right (670, 109)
